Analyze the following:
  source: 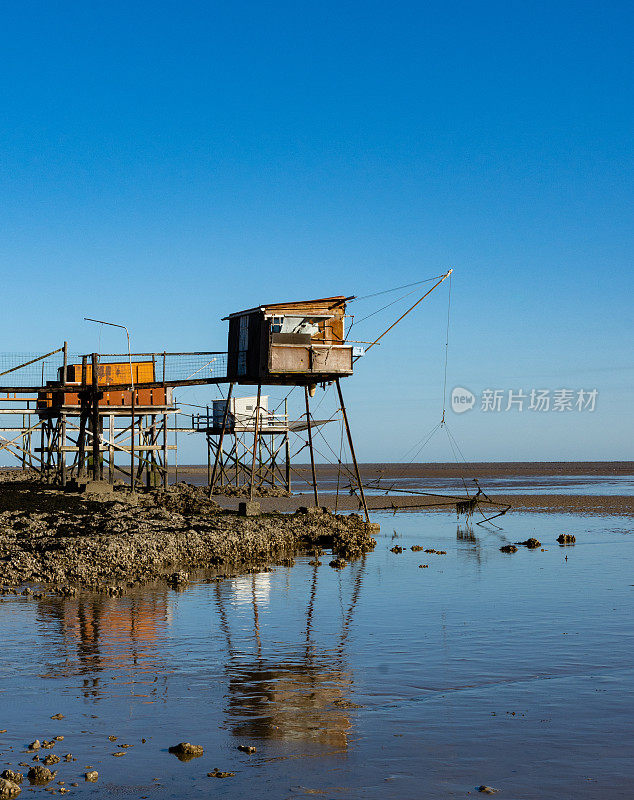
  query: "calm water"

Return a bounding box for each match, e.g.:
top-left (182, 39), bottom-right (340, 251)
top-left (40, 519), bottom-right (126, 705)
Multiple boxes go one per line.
top-left (0, 510), bottom-right (632, 798)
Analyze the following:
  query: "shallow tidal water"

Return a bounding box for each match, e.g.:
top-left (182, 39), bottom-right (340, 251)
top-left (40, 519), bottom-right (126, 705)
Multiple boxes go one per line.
top-left (0, 510), bottom-right (632, 799)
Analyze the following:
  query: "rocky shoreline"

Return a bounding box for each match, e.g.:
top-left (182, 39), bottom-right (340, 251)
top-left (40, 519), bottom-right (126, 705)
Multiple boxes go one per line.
top-left (0, 475), bottom-right (377, 593)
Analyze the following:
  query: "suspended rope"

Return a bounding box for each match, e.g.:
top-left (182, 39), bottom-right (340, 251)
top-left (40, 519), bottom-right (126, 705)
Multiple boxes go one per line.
top-left (350, 275), bottom-right (445, 303)
top-left (441, 270), bottom-right (452, 423)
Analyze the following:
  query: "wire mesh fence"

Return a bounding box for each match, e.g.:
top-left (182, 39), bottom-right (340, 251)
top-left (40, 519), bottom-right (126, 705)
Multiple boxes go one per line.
top-left (0, 351), bottom-right (66, 386)
top-left (90, 352), bottom-right (228, 383)
top-left (0, 350), bottom-right (228, 387)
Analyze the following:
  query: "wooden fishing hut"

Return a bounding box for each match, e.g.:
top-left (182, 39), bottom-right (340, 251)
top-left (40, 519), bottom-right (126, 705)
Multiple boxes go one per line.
top-left (36, 354), bottom-right (176, 490)
top-left (211, 296), bottom-right (369, 519)
top-left (225, 297), bottom-right (354, 388)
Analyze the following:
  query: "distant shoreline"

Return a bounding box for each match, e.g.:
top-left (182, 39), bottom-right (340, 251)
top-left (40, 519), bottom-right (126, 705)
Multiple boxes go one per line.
top-left (172, 461), bottom-right (634, 478)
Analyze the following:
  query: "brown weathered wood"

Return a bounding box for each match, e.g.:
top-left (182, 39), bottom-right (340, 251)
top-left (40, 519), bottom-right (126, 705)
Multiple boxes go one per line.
top-left (248, 385), bottom-right (262, 501)
top-left (305, 386), bottom-right (319, 508)
top-left (336, 378), bottom-right (369, 522)
top-left (209, 383), bottom-right (233, 496)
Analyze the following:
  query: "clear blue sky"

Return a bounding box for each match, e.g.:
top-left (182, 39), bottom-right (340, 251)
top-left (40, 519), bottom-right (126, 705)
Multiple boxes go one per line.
top-left (0, 1), bottom-right (632, 463)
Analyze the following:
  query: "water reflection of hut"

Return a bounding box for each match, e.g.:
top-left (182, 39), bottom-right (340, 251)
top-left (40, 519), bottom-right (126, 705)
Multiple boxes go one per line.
top-left (35, 593), bottom-right (169, 696)
top-left (215, 558), bottom-right (366, 752)
top-left (227, 665), bottom-right (353, 748)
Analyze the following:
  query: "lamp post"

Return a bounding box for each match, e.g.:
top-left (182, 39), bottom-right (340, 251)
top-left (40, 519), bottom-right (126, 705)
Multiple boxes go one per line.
top-left (84, 318), bottom-right (135, 490)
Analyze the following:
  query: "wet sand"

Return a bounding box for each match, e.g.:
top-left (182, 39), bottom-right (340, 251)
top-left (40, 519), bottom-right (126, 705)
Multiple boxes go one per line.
top-left (173, 461), bottom-right (634, 516)
top-left (213, 491), bottom-right (634, 516)
top-left (176, 460), bottom-right (634, 480)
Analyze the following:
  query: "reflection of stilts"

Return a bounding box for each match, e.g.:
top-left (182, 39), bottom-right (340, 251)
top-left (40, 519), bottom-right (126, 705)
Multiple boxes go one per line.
top-left (213, 557), bottom-right (367, 749)
top-left (35, 593), bottom-right (170, 699)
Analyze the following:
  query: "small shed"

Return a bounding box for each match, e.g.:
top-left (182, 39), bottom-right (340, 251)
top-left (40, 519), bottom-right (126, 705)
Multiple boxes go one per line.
top-left (225, 296), bottom-right (354, 384)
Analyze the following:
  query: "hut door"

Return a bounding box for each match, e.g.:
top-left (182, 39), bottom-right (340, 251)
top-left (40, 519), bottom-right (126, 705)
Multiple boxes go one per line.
top-left (237, 315), bottom-right (249, 376)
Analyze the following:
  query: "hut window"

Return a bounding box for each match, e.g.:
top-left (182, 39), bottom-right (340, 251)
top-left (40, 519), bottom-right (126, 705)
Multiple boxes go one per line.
top-left (271, 316), bottom-right (283, 333)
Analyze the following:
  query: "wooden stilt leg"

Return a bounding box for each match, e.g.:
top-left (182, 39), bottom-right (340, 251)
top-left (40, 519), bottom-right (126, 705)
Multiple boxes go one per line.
top-left (335, 378), bottom-right (369, 523)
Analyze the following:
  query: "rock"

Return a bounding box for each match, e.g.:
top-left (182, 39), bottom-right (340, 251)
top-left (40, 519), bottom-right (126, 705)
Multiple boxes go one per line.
top-left (411, 545), bottom-right (424, 551)
top-left (166, 572), bottom-right (189, 588)
top-left (112, 752), bottom-right (126, 757)
top-left (0, 778), bottom-right (20, 798)
top-left (297, 506), bottom-right (322, 516)
top-left (108, 736), bottom-right (117, 742)
top-left (207, 768), bottom-right (235, 778)
top-left (499, 544), bottom-right (518, 553)
top-left (238, 501), bottom-right (261, 517)
top-left (41, 740), bottom-right (55, 749)
top-left (390, 546), bottom-right (403, 554)
top-left (27, 741), bottom-right (40, 751)
top-left (84, 771), bottom-right (98, 782)
top-left (329, 558), bottom-right (347, 569)
top-left (168, 742), bottom-right (203, 761)
top-left (237, 745), bottom-right (256, 754)
top-left (42, 755), bottom-right (60, 766)
top-left (63, 755), bottom-right (73, 762)
top-left (27, 766), bottom-right (55, 785)
top-left (418, 564), bottom-right (429, 568)
top-left (516, 538), bottom-right (541, 548)
top-left (478, 786), bottom-right (499, 794)
top-left (0, 772), bottom-right (21, 785)
top-left (50, 715), bottom-right (64, 721)
top-left (557, 534), bottom-right (576, 545)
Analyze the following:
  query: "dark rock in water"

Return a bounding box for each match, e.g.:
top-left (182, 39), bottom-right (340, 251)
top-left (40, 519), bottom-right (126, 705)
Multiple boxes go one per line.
top-left (207, 768), bottom-right (235, 778)
top-left (411, 545), bottom-right (425, 552)
top-left (308, 560), bottom-right (322, 566)
top-left (50, 714), bottom-right (64, 720)
top-left (237, 745), bottom-right (256, 754)
top-left (516, 538), bottom-right (541, 548)
top-left (418, 564), bottom-right (429, 569)
top-left (108, 736), bottom-right (118, 742)
top-left (0, 772), bottom-right (21, 785)
top-left (557, 534), bottom-right (576, 545)
top-left (41, 740), bottom-right (55, 749)
top-left (0, 778), bottom-right (20, 798)
top-left (168, 742), bottom-right (203, 761)
top-left (63, 754), bottom-right (74, 762)
top-left (477, 786), bottom-right (498, 794)
top-left (167, 572), bottom-right (189, 588)
top-left (42, 755), bottom-right (59, 766)
top-left (390, 546), bottom-right (403, 554)
top-left (499, 544), bottom-right (518, 553)
top-left (27, 766), bottom-right (55, 785)
top-left (27, 740), bottom-right (40, 751)
top-left (333, 699), bottom-right (362, 709)
top-left (84, 771), bottom-right (98, 782)
top-left (329, 558), bottom-right (347, 569)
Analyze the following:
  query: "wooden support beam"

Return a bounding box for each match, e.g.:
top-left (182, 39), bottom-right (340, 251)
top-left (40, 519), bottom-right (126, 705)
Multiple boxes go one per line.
top-left (305, 386), bottom-right (319, 508)
top-left (335, 378), bottom-right (369, 523)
